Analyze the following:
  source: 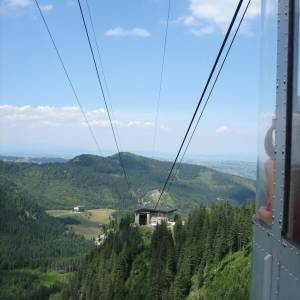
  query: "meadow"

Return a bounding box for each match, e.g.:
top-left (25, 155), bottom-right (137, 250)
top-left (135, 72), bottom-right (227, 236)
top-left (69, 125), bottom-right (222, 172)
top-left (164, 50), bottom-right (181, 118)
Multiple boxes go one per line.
top-left (47, 208), bottom-right (115, 239)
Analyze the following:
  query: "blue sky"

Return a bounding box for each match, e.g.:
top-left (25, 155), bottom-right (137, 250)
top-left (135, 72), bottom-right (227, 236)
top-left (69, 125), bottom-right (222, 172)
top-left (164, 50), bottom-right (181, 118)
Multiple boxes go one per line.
top-left (0, 0), bottom-right (274, 160)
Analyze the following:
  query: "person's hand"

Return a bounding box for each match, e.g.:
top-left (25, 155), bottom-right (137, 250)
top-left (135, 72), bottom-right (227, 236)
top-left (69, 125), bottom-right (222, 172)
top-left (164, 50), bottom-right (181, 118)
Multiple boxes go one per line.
top-left (257, 206), bottom-right (272, 226)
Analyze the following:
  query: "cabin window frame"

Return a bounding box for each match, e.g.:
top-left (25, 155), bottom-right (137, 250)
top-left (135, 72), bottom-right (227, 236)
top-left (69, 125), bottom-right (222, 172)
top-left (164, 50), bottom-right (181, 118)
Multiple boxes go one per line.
top-left (254, 0), bottom-right (279, 229)
top-left (282, 0), bottom-right (300, 248)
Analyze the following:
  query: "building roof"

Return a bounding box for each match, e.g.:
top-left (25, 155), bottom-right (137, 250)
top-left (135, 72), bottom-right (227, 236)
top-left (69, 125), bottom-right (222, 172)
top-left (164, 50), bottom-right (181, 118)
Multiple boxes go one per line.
top-left (135, 207), bottom-right (177, 214)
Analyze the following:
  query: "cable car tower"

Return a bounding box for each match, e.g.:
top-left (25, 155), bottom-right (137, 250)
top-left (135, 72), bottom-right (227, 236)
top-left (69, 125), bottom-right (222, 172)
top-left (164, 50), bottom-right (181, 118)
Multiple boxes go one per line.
top-left (251, 0), bottom-right (300, 299)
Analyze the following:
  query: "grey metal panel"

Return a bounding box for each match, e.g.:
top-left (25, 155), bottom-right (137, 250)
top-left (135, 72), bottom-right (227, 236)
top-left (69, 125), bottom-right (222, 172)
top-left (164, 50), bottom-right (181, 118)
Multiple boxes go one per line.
top-left (252, 0), bottom-right (300, 299)
top-left (253, 219), bottom-right (274, 253)
top-left (251, 221), bottom-right (274, 300)
top-left (278, 264), bottom-right (300, 300)
top-left (251, 242), bottom-right (270, 300)
top-left (263, 254), bottom-right (273, 300)
top-left (279, 240), bottom-right (300, 282)
top-left (275, 0), bottom-right (300, 297)
top-left (271, 0), bottom-right (292, 297)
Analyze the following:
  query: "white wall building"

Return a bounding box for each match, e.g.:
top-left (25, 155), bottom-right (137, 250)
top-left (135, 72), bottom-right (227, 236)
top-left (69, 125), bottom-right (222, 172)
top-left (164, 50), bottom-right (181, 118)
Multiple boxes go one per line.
top-left (134, 207), bottom-right (177, 226)
top-left (73, 205), bottom-right (85, 212)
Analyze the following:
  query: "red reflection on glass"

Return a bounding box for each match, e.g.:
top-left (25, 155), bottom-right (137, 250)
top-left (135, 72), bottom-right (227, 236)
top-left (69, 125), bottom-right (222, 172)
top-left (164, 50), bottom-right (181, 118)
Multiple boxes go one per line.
top-left (257, 120), bottom-right (275, 226)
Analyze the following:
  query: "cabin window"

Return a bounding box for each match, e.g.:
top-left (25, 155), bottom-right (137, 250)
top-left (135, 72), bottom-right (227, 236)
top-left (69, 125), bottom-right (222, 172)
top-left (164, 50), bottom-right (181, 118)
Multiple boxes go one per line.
top-left (256, 0), bottom-right (278, 227)
top-left (286, 0), bottom-right (300, 246)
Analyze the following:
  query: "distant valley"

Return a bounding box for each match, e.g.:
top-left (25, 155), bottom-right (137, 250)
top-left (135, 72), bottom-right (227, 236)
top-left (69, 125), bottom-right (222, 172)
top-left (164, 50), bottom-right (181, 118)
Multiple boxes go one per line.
top-left (0, 154), bottom-right (257, 180)
top-left (196, 160), bottom-right (257, 180)
top-left (0, 155), bottom-right (67, 164)
top-left (0, 152), bottom-right (255, 213)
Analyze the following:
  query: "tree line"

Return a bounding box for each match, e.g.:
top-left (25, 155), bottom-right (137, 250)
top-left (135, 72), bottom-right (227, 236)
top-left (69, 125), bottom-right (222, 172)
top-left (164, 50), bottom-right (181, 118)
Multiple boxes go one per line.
top-left (0, 177), bottom-right (92, 271)
top-left (0, 177), bottom-right (93, 300)
top-left (63, 202), bottom-right (254, 300)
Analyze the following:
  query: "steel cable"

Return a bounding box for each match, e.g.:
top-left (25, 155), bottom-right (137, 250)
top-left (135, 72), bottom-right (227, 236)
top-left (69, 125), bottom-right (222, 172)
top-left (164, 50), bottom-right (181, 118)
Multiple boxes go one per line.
top-left (154, 0), bottom-right (244, 209)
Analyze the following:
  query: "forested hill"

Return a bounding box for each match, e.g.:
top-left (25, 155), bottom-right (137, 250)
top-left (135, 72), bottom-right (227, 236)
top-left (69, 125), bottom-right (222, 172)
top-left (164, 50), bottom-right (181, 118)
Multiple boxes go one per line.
top-left (0, 177), bottom-right (93, 299)
top-left (0, 177), bottom-right (92, 270)
top-left (0, 152), bottom-right (255, 212)
top-left (62, 203), bottom-right (253, 300)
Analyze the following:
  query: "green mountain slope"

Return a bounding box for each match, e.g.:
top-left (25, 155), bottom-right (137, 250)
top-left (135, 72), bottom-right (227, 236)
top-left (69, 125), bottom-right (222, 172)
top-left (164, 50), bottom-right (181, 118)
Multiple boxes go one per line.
top-left (62, 203), bottom-right (253, 300)
top-left (0, 153), bottom-right (255, 211)
top-left (188, 251), bottom-right (251, 300)
top-left (0, 177), bottom-right (92, 270)
top-left (0, 177), bottom-right (93, 299)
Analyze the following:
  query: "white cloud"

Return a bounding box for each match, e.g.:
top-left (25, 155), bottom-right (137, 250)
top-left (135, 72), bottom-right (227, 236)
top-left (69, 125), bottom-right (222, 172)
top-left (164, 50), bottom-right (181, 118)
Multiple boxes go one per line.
top-left (0, 104), bottom-right (156, 130)
top-left (190, 25), bottom-right (215, 36)
top-left (215, 125), bottom-right (231, 134)
top-left (176, 15), bottom-right (199, 26)
top-left (0, 105), bottom-right (257, 157)
top-left (87, 119), bottom-right (125, 128)
top-left (87, 120), bottom-right (110, 128)
top-left (0, 0), bottom-right (53, 14)
top-left (105, 27), bottom-right (151, 38)
top-left (160, 124), bottom-right (170, 132)
top-left (127, 121), bottom-right (154, 129)
top-left (177, 0), bottom-right (264, 35)
top-left (0, 0), bottom-right (32, 13)
top-left (0, 105), bottom-right (105, 125)
top-left (5, 0), bottom-right (32, 8)
top-left (66, 0), bottom-right (76, 7)
top-left (190, 0), bottom-right (261, 25)
top-left (127, 121), bottom-right (140, 127)
top-left (40, 4), bottom-right (53, 12)
top-left (142, 122), bottom-right (154, 128)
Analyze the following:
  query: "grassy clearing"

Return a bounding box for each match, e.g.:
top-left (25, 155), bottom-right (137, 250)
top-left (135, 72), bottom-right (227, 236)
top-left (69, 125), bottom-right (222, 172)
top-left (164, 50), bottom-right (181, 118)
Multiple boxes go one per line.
top-left (0, 269), bottom-right (71, 300)
top-left (34, 270), bottom-right (70, 287)
top-left (47, 208), bottom-right (115, 239)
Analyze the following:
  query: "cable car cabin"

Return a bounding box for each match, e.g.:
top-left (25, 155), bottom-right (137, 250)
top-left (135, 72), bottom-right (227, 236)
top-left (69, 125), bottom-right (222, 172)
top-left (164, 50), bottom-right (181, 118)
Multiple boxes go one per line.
top-left (251, 0), bottom-right (300, 299)
top-left (134, 207), bottom-right (177, 226)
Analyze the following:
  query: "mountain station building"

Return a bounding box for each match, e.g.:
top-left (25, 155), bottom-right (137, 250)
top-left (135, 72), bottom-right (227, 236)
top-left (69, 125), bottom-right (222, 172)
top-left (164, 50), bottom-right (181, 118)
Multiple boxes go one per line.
top-left (134, 207), bottom-right (177, 226)
top-left (73, 205), bottom-right (85, 212)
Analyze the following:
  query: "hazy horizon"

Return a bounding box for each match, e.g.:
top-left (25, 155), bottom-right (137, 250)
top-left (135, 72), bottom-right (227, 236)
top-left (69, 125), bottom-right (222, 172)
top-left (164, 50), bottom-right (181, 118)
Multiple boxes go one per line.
top-left (0, 146), bottom-right (257, 162)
